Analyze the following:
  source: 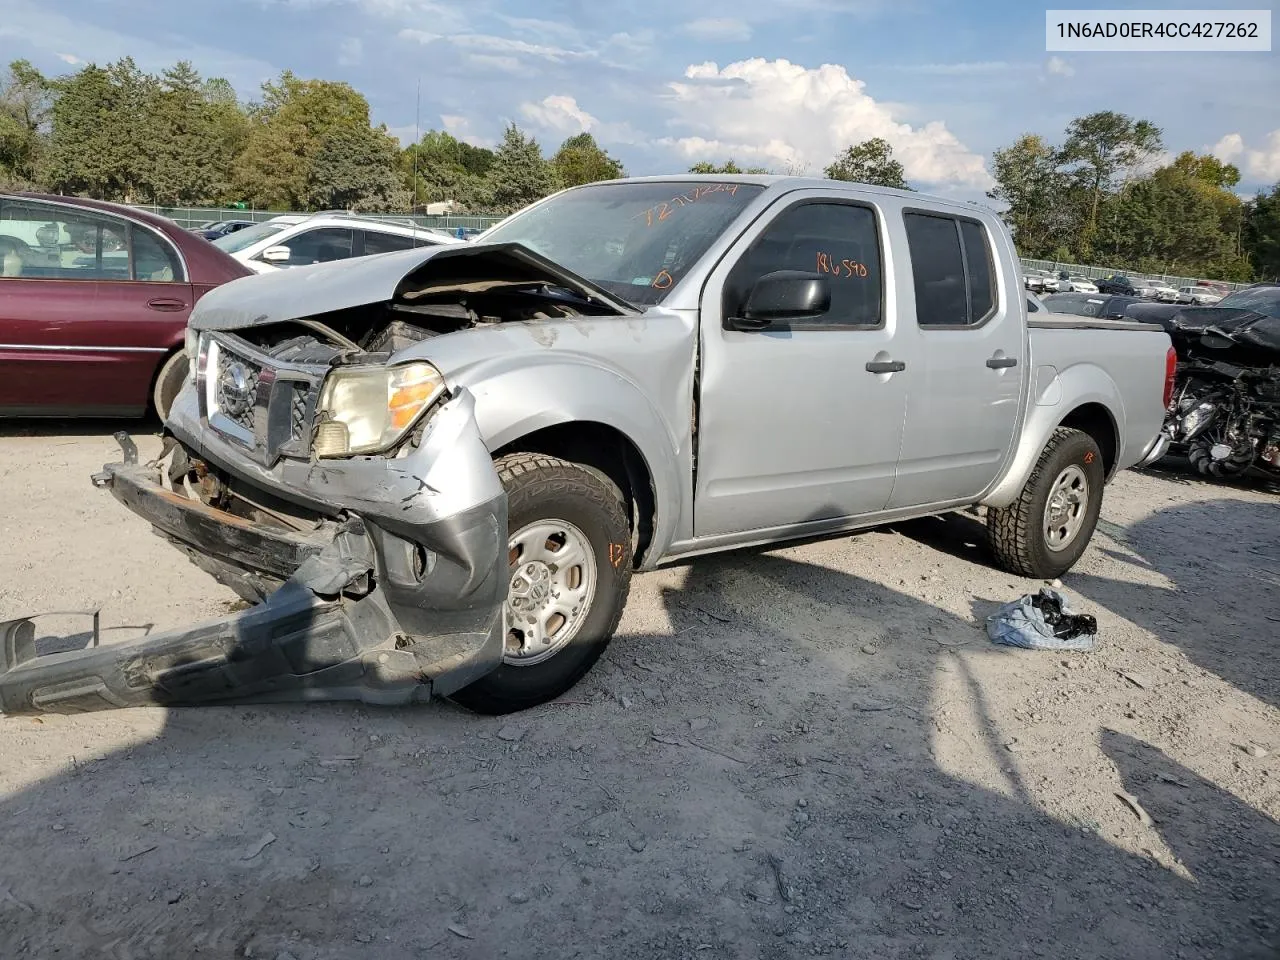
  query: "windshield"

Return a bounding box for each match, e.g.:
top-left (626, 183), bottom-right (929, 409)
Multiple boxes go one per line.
top-left (1044, 295), bottom-right (1109, 318)
top-left (481, 180), bottom-right (767, 305)
top-left (1217, 286), bottom-right (1280, 319)
top-left (212, 220), bottom-right (288, 254)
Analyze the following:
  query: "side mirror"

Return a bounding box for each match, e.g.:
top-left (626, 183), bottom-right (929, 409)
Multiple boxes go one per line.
top-left (729, 270), bottom-right (831, 331)
top-left (261, 245), bottom-right (291, 263)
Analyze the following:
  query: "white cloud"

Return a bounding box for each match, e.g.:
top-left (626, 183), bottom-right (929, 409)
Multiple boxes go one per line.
top-left (398, 28), bottom-right (441, 44)
top-left (659, 58), bottom-right (992, 190)
top-left (55, 52), bottom-right (81, 64)
top-left (440, 113), bottom-right (491, 147)
top-left (1045, 56), bottom-right (1074, 78)
top-left (520, 94), bottom-right (597, 134)
top-left (1213, 130), bottom-right (1280, 181)
top-left (684, 18), bottom-right (752, 42)
top-left (338, 37), bottom-right (363, 66)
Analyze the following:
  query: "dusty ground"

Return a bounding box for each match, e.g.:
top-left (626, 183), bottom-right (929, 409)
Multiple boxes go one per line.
top-left (0, 422), bottom-right (1277, 960)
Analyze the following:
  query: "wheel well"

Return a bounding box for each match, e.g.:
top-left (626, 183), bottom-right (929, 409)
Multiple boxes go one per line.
top-left (1058, 403), bottom-right (1118, 477)
top-left (493, 422), bottom-right (656, 566)
top-left (146, 347), bottom-right (184, 419)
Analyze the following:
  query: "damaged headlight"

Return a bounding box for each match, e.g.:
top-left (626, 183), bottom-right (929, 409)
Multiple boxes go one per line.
top-left (314, 361), bottom-right (446, 458)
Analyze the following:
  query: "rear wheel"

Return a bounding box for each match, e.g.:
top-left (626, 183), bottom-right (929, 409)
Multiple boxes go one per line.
top-left (987, 428), bottom-right (1105, 579)
top-left (448, 453), bottom-right (633, 715)
top-left (152, 351), bottom-right (188, 422)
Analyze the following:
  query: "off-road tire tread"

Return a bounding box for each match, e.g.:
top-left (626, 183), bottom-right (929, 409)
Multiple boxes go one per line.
top-left (449, 453), bottom-right (632, 715)
top-left (987, 427), bottom-right (1099, 579)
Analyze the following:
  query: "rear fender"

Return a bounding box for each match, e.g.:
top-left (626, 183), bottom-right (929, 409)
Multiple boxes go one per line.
top-left (982, 362), bottom-right (1124, 509)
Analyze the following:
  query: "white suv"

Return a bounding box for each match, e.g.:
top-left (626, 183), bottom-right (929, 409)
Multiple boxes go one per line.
top-left (210, 212), bottom-right (464, 274)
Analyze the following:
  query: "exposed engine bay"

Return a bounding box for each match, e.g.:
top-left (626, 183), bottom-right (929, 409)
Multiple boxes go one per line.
top-left (222, 242), bottom-right (630, 365)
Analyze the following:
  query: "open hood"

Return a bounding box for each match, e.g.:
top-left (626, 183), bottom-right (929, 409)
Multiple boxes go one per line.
top-left (189, 241), bottom-right (639, 332)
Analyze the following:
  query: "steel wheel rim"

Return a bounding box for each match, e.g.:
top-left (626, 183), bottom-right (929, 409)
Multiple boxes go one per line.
top-left (1043, 464), bottom-right (1090, 553)
top-left (502, 519), bottom-right (598, 666)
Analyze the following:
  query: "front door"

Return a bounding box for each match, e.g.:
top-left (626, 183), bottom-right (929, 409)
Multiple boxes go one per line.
top-left (885, 211), bottom-right (1024, 509)
top-left (0, 198), bottom-right (191, 415)
top-left (693, 193), bottom-right (910, 538)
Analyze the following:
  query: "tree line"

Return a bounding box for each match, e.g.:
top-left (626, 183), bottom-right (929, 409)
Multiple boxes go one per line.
top-left (1, 59), bottom-right (1276, 280)
top-left (0, 57), bottom-right (624, 215)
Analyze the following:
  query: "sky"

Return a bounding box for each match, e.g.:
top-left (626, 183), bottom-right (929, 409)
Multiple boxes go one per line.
top-left (3, 0), bottom-right (1278, 201)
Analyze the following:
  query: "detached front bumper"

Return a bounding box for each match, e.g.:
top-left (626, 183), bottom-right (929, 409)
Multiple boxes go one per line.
top-left (0, 389), bottom-right (509, 715)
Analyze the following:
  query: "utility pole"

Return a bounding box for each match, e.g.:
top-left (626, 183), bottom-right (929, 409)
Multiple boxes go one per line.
top-left (412, 77), bottom-right (421, 215)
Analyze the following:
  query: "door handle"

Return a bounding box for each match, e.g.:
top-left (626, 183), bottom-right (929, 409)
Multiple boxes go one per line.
top-left (865, 360), bottom-right (906, 373)
top-left (147, 298), bottom-right (187, 312)
top-left (986, 356), bottom-right (1018, 369)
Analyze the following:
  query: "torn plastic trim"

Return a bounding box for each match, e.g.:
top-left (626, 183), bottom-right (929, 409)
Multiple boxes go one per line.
top-left (0, 389), bottom-right (512, 715)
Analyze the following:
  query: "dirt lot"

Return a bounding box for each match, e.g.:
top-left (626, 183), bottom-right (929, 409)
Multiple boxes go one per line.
top-left (0, 424), bottom-right (1277, 960)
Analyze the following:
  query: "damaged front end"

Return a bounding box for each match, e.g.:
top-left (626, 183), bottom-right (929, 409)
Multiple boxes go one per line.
top-left (0, 240), bottom-right (639, 716)
top-left (0, 384), bottom-right (508, 715)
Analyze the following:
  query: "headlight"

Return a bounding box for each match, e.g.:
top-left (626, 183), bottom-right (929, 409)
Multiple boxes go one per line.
top-left (314, 361), bottom-right (446, 458)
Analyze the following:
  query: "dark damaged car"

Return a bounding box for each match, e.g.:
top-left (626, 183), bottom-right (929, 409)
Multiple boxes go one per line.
top-left (0, 177), bottom-right (1175, 716)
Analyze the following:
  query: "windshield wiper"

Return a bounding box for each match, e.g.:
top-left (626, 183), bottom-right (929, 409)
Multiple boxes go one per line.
top-left (532, 283), bottom-right (637, 312)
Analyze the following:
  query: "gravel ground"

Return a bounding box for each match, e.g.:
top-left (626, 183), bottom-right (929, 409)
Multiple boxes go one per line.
top-left (0, 423), bottom-right (1277, 960)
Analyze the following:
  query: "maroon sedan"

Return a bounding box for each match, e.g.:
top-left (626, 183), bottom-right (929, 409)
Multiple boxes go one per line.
top-left (0, 192), bottom-right (253, 419)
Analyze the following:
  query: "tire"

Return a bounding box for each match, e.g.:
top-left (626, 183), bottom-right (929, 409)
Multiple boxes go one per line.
top-left (152, 351), bottom-right (189, 423)
top-left (448, 453), bottom-right (633, 715)
top-left (1187, 435), bottom-right (1253, 480)
top-left (987, 428), bottom-right (1105, 579)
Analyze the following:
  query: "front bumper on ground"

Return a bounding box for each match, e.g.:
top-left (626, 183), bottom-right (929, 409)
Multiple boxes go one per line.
top-left (1136, 431), bottom-right (1172, 467)
top-left (0, 388), bottom-right (509, 715)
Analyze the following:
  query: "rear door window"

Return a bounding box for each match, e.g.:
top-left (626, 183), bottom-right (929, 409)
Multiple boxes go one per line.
top-left (362, 230), bottom-right (417, 255)
top-left (904, 212), bottom-right (999, 327)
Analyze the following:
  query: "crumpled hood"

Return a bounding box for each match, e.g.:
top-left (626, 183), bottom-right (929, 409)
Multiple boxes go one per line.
top-left (189, 241), bottom-right (636, 332)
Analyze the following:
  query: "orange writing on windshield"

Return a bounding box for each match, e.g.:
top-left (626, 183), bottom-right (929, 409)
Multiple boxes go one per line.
top-left (651, 270), bottom-right (674, 289)
top-left (633, 183), bottom-right (742, 228)
top-left (816, 252), bottom-right (869, 278)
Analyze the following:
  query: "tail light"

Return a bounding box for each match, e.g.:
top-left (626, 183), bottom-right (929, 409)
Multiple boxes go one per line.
top-left (1162, 345), bottom-right (1177, 408)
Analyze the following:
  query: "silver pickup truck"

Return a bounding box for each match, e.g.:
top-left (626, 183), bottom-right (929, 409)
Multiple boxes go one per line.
top-left (0, 176), bottom-right (1176, 716)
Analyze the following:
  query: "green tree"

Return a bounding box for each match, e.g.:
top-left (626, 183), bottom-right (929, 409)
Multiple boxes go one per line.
top-left (689, 159), bottom-right (770, 174)
top-left (824, 137), bottom-right (909, 189)
top-left (401, 129), bottom-right (495, 208)
top-left (147, 62), bottom-right (223, 204)
top-left (0, 59), bottom-right (52, 186)
top-left (480, 124), bottom-right (559, 214)
top-left (1171, 150), bottom-right (1241, 190)
top-left (1059, 111), bottom-right (1163, 255)
top-left (43, 58), bottom-right (158, 200)
top-left (234, 71), bottom-right (385, 209)
top-left (987, 134), bottom-right (1074, 258)
top-left (1243, 185), bottom-right (1280, 281)
top-left (551, 132), bottom-right (623, 187)
top-left (308, 124), bottom-right (409, 210)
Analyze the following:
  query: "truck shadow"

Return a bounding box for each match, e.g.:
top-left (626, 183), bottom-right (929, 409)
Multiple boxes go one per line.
top-left (0, 417), bottom-right (161, 439)
top-left (1, 542), bottom-right (1277, 957)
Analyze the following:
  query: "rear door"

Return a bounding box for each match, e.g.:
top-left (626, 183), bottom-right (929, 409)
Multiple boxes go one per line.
top-left (693, 192), bottom-right (909, 537)
top-left (0, 198), bottom-right (191, 415)
top-left (885, 210), bottom-right (1025, 509)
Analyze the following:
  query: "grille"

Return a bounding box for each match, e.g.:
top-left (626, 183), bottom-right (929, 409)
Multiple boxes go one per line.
top-left (215, 348), bottom-right (260, 433)
top-left (290, 385), bottom-right (309, 441)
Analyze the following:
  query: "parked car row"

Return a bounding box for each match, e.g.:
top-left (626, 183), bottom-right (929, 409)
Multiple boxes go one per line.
top-left (1026, 268), bottom-right (1228, 305)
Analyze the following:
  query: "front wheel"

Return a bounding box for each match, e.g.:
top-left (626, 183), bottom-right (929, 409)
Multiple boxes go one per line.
top-left (987, 428), bottom-right (1105, 579)
top-left (448, 453), bottom-right (633, 715)
top-left (152, 352), bottom-right (188, 423)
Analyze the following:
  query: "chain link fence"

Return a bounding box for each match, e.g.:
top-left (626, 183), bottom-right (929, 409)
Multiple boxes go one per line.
top-left (129, 205), bottom-right (505, 233)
